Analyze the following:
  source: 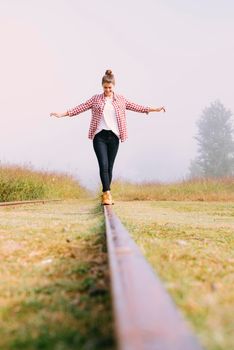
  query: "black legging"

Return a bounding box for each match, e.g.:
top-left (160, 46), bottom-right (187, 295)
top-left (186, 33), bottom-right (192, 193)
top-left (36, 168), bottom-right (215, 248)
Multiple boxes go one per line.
top-left (93, 130), bottom-right (119, 192)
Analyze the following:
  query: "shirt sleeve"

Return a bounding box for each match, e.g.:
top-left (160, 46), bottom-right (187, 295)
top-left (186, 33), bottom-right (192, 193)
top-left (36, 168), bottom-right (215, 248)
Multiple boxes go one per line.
top-left (67, 96), bottom-right (94, 117)
top-left (125, 98), bottom-right (150, 114)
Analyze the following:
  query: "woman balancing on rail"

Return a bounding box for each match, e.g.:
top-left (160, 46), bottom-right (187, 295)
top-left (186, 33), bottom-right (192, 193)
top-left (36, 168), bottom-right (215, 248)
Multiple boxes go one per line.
top-left (50, 70), bottom-right (166, 205)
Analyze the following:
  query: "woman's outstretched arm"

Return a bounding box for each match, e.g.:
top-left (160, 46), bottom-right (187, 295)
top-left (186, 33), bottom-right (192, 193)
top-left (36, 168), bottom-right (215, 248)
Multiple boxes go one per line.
top-left (50, 96), bottom-right (94, 118)
top-left (50, 111), bottom-right (68, 118)
top-left (125, 98), bottom-right (166, 114)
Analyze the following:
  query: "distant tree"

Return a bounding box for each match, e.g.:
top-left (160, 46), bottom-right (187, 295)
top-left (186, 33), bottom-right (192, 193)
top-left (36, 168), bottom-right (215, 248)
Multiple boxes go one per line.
top-left (189, 100), bottom-right (234, 178)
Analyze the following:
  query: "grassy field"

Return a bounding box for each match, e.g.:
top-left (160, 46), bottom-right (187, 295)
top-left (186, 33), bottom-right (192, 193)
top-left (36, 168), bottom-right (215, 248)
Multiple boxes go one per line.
top-left (0, 165), bottom-right (88, 202)
top-left (1, 171), bottom-right (233, 349)
top-left (0, 200), bottom-right (116, 350)
top-left (111, 177), bottom-right (234, 201)
top-left (114, 200), bottom-right (234, 350)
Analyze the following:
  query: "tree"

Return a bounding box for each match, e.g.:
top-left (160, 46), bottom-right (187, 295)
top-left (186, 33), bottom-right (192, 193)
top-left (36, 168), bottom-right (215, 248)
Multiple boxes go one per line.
top-left (189, 100), bottom-right (234, 178)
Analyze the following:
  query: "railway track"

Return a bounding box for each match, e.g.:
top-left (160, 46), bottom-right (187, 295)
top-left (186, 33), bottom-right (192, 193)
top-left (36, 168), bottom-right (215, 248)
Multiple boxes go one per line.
top-left (0, 199), bottom-right (62, 207)
top-left (104, 205), bottom-right (204, 350)
top-left (0, 199), bottom-right (204, 349)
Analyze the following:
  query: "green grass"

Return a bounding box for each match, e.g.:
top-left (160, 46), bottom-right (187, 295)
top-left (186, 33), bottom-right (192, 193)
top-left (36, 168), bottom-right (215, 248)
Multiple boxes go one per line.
top-left (0, 164), bottom-right (89, 201)
top-left (0, 200), bottom-right (116, 350)
top-left (114, 200), bottom-right (234, 350)
top-left (1, 173), bottom-right (233, 349)
top-left (111, 177), bottom-right (234, 201)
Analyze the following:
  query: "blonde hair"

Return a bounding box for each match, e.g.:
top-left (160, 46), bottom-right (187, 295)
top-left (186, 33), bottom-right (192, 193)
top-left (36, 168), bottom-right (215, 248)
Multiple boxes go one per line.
top-left (102, 69), bottom-right (115, 85)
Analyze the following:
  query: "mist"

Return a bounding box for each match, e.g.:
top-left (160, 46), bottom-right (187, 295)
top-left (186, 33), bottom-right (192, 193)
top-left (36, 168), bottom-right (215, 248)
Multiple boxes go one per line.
top-left (0, 0), bottom-right (233, 190)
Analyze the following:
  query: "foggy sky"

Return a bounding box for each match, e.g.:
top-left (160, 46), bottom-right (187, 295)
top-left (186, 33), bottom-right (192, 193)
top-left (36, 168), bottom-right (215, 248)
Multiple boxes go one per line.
top-left (0, 0), bottom-right (233, 190)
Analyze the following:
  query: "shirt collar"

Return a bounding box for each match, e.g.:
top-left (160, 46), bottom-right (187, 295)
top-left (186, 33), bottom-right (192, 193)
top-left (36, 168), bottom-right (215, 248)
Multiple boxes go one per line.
top-left (102, 92), bottom-right (117, 101)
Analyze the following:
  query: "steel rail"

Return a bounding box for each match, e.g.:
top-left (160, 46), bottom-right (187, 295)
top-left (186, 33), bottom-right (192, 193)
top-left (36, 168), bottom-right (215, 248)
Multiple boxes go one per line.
top-left (104, 205), bottom-right (204, 350)
top-left (0, 199), bottom-right (62, 207)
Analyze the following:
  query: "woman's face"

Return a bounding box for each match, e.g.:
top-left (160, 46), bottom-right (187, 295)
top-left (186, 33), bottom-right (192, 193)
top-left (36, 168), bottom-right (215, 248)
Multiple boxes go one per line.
top-left (103, 82), bottom-right (114, 97)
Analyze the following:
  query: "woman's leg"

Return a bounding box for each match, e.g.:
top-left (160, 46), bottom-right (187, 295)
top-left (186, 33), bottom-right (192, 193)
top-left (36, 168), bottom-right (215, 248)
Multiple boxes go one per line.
top-left (107, 133), bottom-right (119, 189)
top-left (93, 132), bottom-right (110, 192)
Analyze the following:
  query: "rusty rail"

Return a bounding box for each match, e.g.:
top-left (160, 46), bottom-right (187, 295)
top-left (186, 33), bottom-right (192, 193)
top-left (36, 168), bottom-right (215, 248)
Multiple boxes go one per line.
top-left (104, 205), bottom-right (204, 350)
top-left (0, 199), bottom-right (62, 207)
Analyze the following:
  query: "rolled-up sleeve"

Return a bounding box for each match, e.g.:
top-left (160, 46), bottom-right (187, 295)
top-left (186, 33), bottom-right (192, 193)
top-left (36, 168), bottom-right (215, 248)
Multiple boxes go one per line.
top-left (125, 99), bottom-right (150, 114)
top-left (67, 96), bottom-right (94, 117)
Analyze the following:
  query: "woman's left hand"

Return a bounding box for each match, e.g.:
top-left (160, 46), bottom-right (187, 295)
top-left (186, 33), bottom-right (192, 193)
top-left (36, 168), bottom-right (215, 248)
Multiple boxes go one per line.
top-left (149, 106), bottom-right (166, 113)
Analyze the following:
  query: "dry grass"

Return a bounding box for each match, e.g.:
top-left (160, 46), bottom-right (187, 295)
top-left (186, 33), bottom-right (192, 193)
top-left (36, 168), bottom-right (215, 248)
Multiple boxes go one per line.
top-left (111, 177), bottom-right (234, 202)
top-left (0, 164), bottom-right (89, 201)
top-left (114, 200), bottom-right (234, 350)
top-left (0, 200), bottom-right (116, 350)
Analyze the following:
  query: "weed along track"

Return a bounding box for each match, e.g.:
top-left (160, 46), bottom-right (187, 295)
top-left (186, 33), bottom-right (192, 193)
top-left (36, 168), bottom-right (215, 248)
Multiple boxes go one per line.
top-left (103, 205), bottom-right (204, 350)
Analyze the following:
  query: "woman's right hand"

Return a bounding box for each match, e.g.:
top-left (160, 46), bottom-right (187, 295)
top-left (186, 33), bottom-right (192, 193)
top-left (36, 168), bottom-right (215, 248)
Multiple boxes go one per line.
top-left (50, 112), bottom-right (67, 118)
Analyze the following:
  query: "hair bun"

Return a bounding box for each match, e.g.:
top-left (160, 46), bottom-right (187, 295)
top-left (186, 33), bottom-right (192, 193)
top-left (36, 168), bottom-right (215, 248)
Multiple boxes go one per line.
top-left (102, 69), bottom-right (115, 85)
top-left (105, 69), bottom-right (113, 76)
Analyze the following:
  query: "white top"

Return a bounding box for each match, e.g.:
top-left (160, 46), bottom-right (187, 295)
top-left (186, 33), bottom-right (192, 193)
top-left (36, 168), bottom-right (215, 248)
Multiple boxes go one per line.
top-left (95, 96), bottom-right (120, 137)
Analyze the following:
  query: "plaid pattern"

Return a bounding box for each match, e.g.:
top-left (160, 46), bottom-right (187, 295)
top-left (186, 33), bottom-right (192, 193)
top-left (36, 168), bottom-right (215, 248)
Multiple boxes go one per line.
top-left (67, 93), bottom-right (150, 142)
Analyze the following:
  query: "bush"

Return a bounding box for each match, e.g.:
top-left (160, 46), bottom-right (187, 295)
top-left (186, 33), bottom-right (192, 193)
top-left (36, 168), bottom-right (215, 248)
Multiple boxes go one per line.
top-left (0, 164), bottom-right (89, 202)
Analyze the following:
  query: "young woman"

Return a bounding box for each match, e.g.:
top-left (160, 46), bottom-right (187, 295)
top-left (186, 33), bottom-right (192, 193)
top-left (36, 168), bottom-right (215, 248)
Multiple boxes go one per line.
top-left (50, 70), bottom-right (165, 205)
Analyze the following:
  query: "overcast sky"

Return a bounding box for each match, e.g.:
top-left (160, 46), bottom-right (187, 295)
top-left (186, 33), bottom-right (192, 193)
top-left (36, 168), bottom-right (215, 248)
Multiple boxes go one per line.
top-left (0, 0), bottom-right (233, 190)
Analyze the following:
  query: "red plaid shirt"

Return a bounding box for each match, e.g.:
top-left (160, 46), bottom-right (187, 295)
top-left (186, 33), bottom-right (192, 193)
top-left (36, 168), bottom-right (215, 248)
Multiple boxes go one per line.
top-left (67, 92), bottom-right (150, 142)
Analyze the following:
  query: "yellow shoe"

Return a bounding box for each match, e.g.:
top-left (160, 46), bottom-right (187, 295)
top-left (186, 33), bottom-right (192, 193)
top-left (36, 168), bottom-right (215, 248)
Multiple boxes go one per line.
top-left (101, 191), bottom-right (113, 205)
top-left (101, 191), bottom-right (112, 205)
